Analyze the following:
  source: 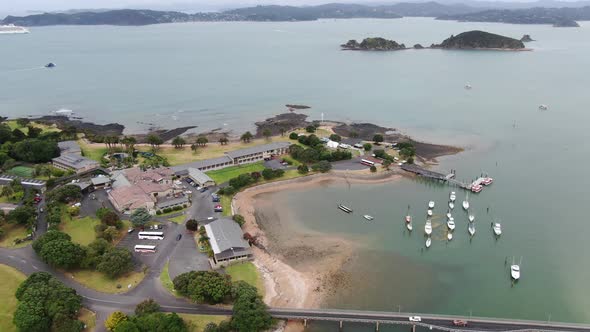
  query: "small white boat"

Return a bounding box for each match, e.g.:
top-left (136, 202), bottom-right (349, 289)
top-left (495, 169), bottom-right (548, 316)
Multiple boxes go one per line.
top-left (407, 222), bottom-right (413, 231)
top-left (447, 219), bottom-right (456, 231)
top-left (447, 232), bottom-right (453, 241)
top-left (511, 264), bottom-right (520, 280)
top-left (449, 202), bottom-right (454, 210)
top-left (468, 215), bottom-right (475, 222)
top-left (428, 201), bottom-right (435, 209)
top-left (450, 191), bottom-right (456, 202)
top-left (427, 210), bottom-right (433, 217)
top-left (468, 223), bottom-right (476, 236)
top-left (363, 215), bottom-right (374, 221)
top-left (405, 215), bottom-right (412, 223)
top-left (462, 199), bottom-right (469, 211)
top-left (426, 237), bottom-right (432, 248)
top-left (446, 212), bottom-right (452, 219)
top-left (424, 221), bottom-right (432, 235)
top-left (493, 222), bottom-right (502, 236)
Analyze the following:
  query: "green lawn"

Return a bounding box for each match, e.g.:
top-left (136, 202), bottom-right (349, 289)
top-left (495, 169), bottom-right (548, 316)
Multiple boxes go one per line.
top-left (206, 162), bottom-right (265, 184)
top-left (0, 264), bottom-right (26, 332)
top-left (78, 308), bottom-right (96, 332)
top-left (220, 195), bottom-right (232, 217)
top-left (168, 214), bottom-right (186, 224)
top-left (68, 270), bottom-right (145, 294)
top-left (160, 261), bottom-right (177, 296)
top-left (7, 166), bottom-right (35, 178)
top-left (225, 262), bottom-right (264, 295)
top-left (60, 212), bottom-right (101, 246)
top-left (4, 120), bottom-right (60, 134)
top-left (178, 314), bottom-right (229, 332)
top-left (0, 191), bottom-right (24, 204)
top-left (0, 224), bottom-right (30, 248)
top-left (77, 139), bottom-right (107, 161)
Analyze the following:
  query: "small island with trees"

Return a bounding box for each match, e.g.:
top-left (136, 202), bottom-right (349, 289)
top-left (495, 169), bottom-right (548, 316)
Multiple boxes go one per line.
top-left (341, 37), bottom-right (406, 51)
top-left (431, 30), bottom-right (526, 50)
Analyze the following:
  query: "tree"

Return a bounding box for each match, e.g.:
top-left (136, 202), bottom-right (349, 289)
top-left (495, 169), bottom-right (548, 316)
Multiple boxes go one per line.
top-left (146, 134), bottom-right (163, 152)
top-left (329, 134), bottom-right (342, 142)
top-left (16, 118), bottom-right (30, 127)
top-left (46, 185), bottom-right (82, 204)
top-left (196, 136), bottom-right (209, 146)
top-left (297, 164), bottom-right (309, 174)
top-left (33, 230), bottom-right (71, 253)
top-left (373, 134), bottom-right (384, 144)
top-left (305, 125), bottom-right (316, 133)
top-left (232, 214), bottom-right (245, 227)
top-left (262, 129), bottom-right (272, 140)
top-left (135, 299), bottom-right (161, 316)
top-left (121, 136), bottom-right (137, 154)
top-left (240, 131), bottom-right (253, 143)
top-left (10, 139), bottom-right (60, 163)
top-left (382, 159), bottom-right (392, 170)
top-left (113, 321), bottom-right (140, 332)
top-left (97, 247), bottom-right (133, 278)
top-left (279, 126), bottom-right (286, 137)
top-left (130, 208), bottom-right (151, 228)
top-left (105, 311), bottom-right (128, 331)
top-left (172, 136), bottom-right (186, 149)
top-left (311, 161), bottom-right (332, 173)
top-left (219, 137), bottom-right (229, 145)
top-left (101, 210), bottom-right (121, 227)
top-left (39, 238), bottom-right (84, 269)
top-left (173, 271), bottom-right (232, 304)
top-left (231, 282), bottom-right (272, 332)
top-left (370, 165), bottom-right (377, 172)
top-left (186, 219), bottom-right (199, 231)
top-left (289, 132), bottom-right (299, 140)
top-left (27, 126), bottom-right (42, 138)
top-left (407, 157), bottom-right (415, 164)
top-left (7, 205), bottom-right (36, 226)
top-left (363, 143), bottom-right (372, 151)
top-left (190, 143), bottom-right (197, 152)
top-left (12, 128), bottom-right (26, 141)
top-left (100, 226), bottom-right (119, 242)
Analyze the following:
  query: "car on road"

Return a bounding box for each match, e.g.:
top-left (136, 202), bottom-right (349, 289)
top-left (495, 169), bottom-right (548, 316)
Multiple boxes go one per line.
top-left (214, 205), bottom-right (223, 212)
top-left (452, 320), bottom-right (468, 327)
top-left (176, 234), bottom-right (182, 241)
top-left (211, 194), bottom-right (220, 202)
top-left (127, 228), bottom-right (135, 234)
top-left (408, 316), bottom-right (422, 322)
top-left (200, 187), bottom-right (208, 193)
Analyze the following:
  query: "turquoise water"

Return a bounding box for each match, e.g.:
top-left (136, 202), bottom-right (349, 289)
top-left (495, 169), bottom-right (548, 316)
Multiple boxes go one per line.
top-left (2, 17), bottom-right (590, 323)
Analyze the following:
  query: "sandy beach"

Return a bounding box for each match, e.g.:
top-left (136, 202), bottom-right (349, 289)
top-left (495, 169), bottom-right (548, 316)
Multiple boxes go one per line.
top-left (233, 171), bottom-right (403, 309)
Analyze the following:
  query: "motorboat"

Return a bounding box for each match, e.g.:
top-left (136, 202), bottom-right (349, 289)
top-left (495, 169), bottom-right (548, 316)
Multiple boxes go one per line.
top-left (493, 222), bottom-right (502, 236)
top-left (447, 219), bottom-right (455, 231)
top-left (539, 104), bottom-right (549, 110)
top-left (405, 215), bottom-right (412, 223)
top-left (468, 223), bottom-right (475, 236)
top-left (462, 195), bottom-right (470, 210)
top-left (447, 232), bottom-right (453, 241)
top-left (464, 84), bottom-right (472, 90)
top-left (450, 191), bottom-right (456, 202)
top-left (446, 212), bottom-right (452, 219)
top-left (425, 237), bottom-right (431, 248)
top-left (363, 215), bottom-right (374, 221)
top-left (427, 209), bottom-right (433, 217)
top-left (407, 222), bottom-right (413, 231)
top-left (428, 201), bottom-right (435, 209)
top-left (511, 264), bottom-right (520, 280)
top-left (45, 62), bottom-right (56, 68)
top-left (468, 215), bottom-right (475, 222)
top-left (424, 221), bottom-right (432, 235)
top-left (449, 202), bottom-right (454, 210)
top-left (338, 204), bottom-right (353, 213)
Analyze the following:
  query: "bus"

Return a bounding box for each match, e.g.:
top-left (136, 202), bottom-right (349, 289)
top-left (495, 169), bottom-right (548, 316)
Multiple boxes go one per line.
top-left (138, 231), bottom-right (164, 240)
top-left (134, 245), bottom-right (157, 253)
top-left (360, 159), bottom-right (375, 167)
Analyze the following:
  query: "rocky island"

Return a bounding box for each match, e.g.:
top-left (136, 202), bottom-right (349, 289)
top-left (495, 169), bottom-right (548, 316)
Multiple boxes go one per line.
top-left (520, 34), bottom-right (535, 42)
top-left (431, 30), bottom-right (526, 50)
top-left (341, 38), bottom-right (406, 51)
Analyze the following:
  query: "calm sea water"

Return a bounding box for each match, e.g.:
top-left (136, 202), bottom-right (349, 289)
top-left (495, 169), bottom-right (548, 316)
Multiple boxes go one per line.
top-left (2, 17), bottom-right (590, 326)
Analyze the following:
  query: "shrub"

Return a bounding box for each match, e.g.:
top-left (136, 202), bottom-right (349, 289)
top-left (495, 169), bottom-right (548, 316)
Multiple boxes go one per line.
top-left (363, 143), bottom-right (372, 151)
top-left (186, 219), bottom-right (199, 231)
top-left (232, 214), bottom-right (245, 227)
top-left (289, 132), bottom-right (298, 140)
top-left (373, 134), bottom-right (384, 144)
top-left (156, 210), bottom-right (162, 215)
top-left (297, 164), bottom-right (309, 174)
top-left (305, 125), bottom-right (316, 133)
top-left (67, 206), bottom-right (80, 216)
top-left (311, 161), bottom-right (332, 173)
top-left (370, 165), bottom-right (377, 173)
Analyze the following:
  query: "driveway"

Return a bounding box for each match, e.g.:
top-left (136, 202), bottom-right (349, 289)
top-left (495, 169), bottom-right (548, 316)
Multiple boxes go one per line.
top-left (332, 157), bottom-right (368, 171)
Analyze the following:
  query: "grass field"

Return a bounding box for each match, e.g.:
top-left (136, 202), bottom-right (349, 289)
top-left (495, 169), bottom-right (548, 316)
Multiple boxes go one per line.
top-left (0, 224), bottom-right (30, 248)
top-left (60, 211), bottom-right (101, 246)
top-left (4, 120), bottom-right (61, 135)
top-left (0, 264), bottom-right (26, 332)
top-left (0, 191), bottom-right (24, 204)
top-left (225, 262), bottom-right (265, 295)
top-left (159, 261), bottom-right (177, 296)
top-left (168, 214), bottom-right (186, 224)
top-left (68, 270), bottom-right (145, 294)
top-left (77, 139), bottom-right (107, 162)
top-left (220, 195), bottom-right (232, 217)
top-left (7, 166), bottom-right (35, 178)
top-left (179, 314), bottom-right (228, 332)
top-left (78, 308), bottom-right (96, 332)
top-left (206, 162), bottom-right (265, 184)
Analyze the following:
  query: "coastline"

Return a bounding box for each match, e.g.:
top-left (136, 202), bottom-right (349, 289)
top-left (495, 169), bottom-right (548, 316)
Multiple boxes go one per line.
top-left (233, 171), bottom-right (403, 309)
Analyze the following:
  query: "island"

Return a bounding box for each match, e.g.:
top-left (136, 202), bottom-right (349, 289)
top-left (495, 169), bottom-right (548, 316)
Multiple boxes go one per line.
top-left (520, 34), bottom-right (535, 42)
top-left (431, 30), bottom-right (526, 50)
top-left (413, 44), bottom-right (425, 49)
top-left (341, 38), bottom-right (406, 51)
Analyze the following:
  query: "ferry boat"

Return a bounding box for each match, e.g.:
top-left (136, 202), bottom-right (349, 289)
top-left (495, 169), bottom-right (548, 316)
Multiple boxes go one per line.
top-left (471, 184), bottom-right (483, 193)
top-left (338, 204), bottom-right (353, 213)
top-left (482, 177), bottom-right (494, 186)
top-left (0, 24), bottom-right (29, 34)
top-left (363, 215), bottom-right (374, 221)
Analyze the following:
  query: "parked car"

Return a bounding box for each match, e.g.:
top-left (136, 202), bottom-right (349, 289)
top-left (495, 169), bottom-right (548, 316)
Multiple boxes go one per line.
top-left (200, 187), bottom-right (208, 193)
top-left (214, 205), bottom-right (223, 212)
top-left (452, 320), bottom-right (467, 327)
top-left (211, 194), bottom-right (220, 202)
top-left (408, 316), bottom-right (422, 322)
top-left (176, 234), bottom-right (182, 241)
top-left (127, 228), bottom-right (135, 234)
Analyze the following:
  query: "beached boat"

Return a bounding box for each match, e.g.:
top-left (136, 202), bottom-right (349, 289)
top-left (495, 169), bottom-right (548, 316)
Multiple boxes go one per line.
top-left (427, 209), bottom-right (433, 217)
top-left (426, 237), bottom-right (431, 248)
top-left (450, 191), bottom-right (456, 202)
top-left (449, 201), bottom-right (454, 210)
top-left (428, 201), bottom-right (435, 209)
top-left (447, 219), bottom-right (455, 231)
top-left (363, 215), bottom-right (374, 221)
top-left (338, 204), bottom-right (353, 213)
top-left (468, 222), bottom-right (476, 236)
top-left (469, 214), bottom-right (475, 222)
top-left (493, 222), bottom-right (502, 236)
top-left (447, 232), bottom-right (453, 241)
top-left (424, 221), bottom-right (432, 235)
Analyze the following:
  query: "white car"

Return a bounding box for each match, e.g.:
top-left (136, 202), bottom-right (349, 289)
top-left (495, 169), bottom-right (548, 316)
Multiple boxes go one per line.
top-left (409, 316), bottom-right (422, 322)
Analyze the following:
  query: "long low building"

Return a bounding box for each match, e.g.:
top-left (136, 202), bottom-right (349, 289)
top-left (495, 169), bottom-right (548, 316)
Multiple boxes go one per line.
top-left (52, 154), bottom-right (100, 174)
top-left (187, 168), bottom-right (215, 187)
top-left (173, 141), bottom-right (291, 176)
top-left (205, 218), bottom-right (252, 268)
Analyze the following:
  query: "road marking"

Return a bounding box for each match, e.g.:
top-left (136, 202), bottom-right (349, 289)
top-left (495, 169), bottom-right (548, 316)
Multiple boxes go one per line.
top-left (32, 265), bottom-right (38, 270)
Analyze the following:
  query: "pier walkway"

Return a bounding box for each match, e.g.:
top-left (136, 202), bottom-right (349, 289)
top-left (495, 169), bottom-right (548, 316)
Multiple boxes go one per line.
top-left (401, 164), bottom-right (471, 189)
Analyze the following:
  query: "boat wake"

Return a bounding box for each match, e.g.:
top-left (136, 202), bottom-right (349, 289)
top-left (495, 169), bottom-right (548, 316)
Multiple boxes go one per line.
top-left (1, 66), bottom-right (45, 74)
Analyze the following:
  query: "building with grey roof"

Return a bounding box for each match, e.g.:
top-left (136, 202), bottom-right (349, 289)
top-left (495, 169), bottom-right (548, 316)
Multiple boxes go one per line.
top-left (187, 168), bottom-right (215, 187)
top-left (91, 176), bottom-right (111, 187)
top-left (156, 195), bottom-right (190, 210)
top-left (172, 156), bottom-right (233, 176)
top-left (58, 140), bottom-right (82, 155)
top-left (0, 174), bottom-right (46, 191)
top-left (52, 154), bottom-right (99, 174)
top-left (204, 218), bottom-right (252, 267)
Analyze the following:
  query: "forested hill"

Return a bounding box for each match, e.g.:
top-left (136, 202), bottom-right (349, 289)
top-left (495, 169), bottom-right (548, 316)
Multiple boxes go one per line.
top-left (431, 30), bottom-right (526, 49)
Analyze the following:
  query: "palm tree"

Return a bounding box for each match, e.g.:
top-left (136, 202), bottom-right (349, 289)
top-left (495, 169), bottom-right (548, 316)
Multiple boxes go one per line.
top-left (121, 136), bottom-right (137, 154)
top-left (241, 131), bottom-right (253, 143)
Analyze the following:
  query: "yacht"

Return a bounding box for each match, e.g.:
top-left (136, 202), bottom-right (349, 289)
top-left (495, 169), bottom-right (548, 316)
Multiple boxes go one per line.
top-left (0, 24), bottom-right (30, 34)
top-left (425, 237), bottom-right (432, 248)
top-left (406, 221), bottom-right (413, 231)
top-left (447, 232), bottom-right (453, 241)
top-left (468, 222), bottom-right (476, 236)
top-left (462, 194), bottom-right (470, 210)
top-left (493, 222), bottom-right (502, 236)
top-left (428, 201), bottom-right (435, 209)
top-left (511, 264), bottom-right (521, 280)
top-left (424, 221), bottom-right (432, 235)
top-left (447, 219), bottom-right (455, 231)
top-left (427, 209), bottom-right (433, 217)
top-left (449, 191), bottom-right (456, 202)
top-left (363, 215), bottom-right (374, 221)
top-left (449, 201), bottom-right (454, 210)
top-left (469, 214), bottom-right (475, 222)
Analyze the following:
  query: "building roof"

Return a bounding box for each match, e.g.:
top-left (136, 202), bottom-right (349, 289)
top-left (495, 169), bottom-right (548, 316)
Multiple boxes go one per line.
top-left (171, 156), bottom-right (233, 175)
top-left (205, 218), bottom-right (250, 255)
top-left (124, 167), bottom-right (173, 183)
top-left (341, 138), bottom-right (362, 146)
top-left (225, 142), bottom-right (291, 159)
top-left (108, 186), bottom-right (153, 211)
top-left (111, 171), bottom-right (131, 189)
top-left (52, 154), bottom-right (99, 170)
top-left (156, 195), bottom-right (189, 209)
top-left (91, 176), bottom-right (111, 186)
top-left (188, 168), bottom-right (214, 185)
top-left (58, 140), bottom-right (82, 155)
top-left (71, 181), bottom-right (92, 191)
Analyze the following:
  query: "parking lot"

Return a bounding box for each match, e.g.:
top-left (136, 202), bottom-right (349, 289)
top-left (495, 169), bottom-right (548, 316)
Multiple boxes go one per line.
top-left (116, 221), bottom-right (183, 267)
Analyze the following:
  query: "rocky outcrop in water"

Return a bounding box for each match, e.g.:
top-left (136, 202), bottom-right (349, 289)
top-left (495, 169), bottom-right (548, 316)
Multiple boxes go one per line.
top-left (520, 34), bottom-right (535, 42)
